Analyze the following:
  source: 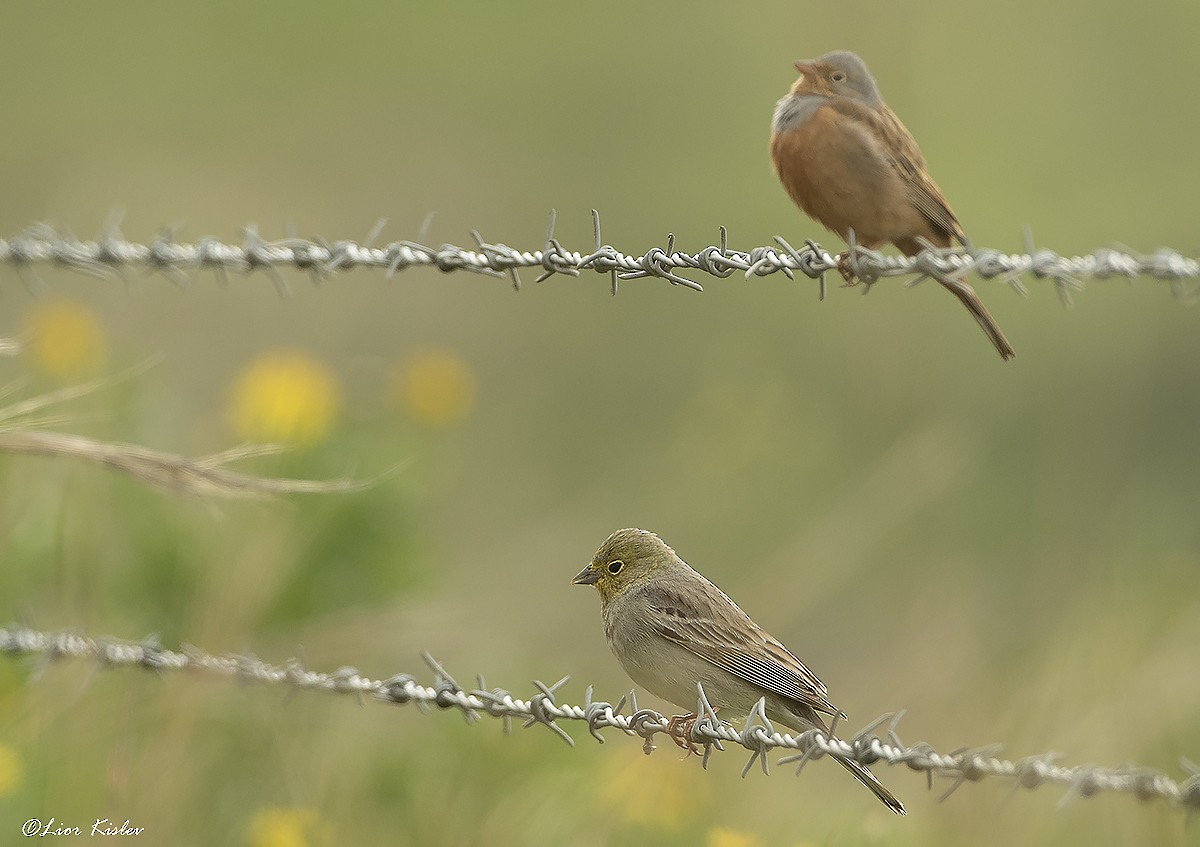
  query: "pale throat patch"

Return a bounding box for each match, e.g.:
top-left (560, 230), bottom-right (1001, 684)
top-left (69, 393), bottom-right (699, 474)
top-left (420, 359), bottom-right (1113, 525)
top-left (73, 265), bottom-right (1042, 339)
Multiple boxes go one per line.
top-left (771, 92), bottom-right (826, 135)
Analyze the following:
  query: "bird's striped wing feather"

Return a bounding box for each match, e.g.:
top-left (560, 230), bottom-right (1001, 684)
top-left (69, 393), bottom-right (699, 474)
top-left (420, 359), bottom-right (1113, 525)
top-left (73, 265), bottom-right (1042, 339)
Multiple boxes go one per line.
top-left (641, 580), bottom-right (838, 717)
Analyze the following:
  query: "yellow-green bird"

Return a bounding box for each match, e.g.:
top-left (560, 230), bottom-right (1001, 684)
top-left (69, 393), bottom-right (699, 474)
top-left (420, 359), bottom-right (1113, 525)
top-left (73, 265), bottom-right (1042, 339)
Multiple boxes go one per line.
top-left (573, 527), bottom-right (905, 815)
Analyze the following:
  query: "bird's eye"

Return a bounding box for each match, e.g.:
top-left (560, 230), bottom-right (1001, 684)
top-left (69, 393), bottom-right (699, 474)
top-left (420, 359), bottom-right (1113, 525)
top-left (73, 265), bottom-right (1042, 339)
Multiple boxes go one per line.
top-left (607, 560), bottom-right (624, 575)
top-left (831, 71), bottom-right (847, 82)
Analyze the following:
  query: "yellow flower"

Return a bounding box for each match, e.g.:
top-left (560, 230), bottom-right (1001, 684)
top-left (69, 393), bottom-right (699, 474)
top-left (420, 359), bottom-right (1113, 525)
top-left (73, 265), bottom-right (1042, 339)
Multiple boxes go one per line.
top-left (22, 298), bottom-right (107, 379)
top-left (0, 744), bottom-right (23, 796)
top-left (229, 349), bottom-right (340, 445)
top-left (247, 807), bottom-right (328, 847)
top-left (395, 348), bottom-right (476, 427)
top-left (707, 826), bottom-right (761, 847)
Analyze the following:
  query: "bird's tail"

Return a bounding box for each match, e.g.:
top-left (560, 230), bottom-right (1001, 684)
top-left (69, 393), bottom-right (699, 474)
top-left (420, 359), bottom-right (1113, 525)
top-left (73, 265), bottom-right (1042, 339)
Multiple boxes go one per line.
top-left (835, 754), bottom-right (906, 815)
top-left (939, 275), bottom-right (1016, 361)
top-left (782, 705), bottom-right (906, 814)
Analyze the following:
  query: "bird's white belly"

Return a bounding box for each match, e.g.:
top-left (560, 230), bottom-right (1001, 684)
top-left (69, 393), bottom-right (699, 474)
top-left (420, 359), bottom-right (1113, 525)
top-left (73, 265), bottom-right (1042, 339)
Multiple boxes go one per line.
top-left (608, 631), bottom-right (758, 719)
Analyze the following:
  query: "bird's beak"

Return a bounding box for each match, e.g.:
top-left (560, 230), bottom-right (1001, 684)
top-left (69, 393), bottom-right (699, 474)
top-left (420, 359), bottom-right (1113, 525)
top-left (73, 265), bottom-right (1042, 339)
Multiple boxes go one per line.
top-left (572, 564), bottom-right (601, 585)
top-left (793, 60), bottom-right (814, 81)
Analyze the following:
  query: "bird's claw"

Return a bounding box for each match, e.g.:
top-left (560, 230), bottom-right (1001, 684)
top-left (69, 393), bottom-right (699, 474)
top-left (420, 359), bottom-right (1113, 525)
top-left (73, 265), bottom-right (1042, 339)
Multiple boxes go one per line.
top-left (665, 712), bottom-right (701, 756)
top-left (835, 251), bottom-right (861, 287)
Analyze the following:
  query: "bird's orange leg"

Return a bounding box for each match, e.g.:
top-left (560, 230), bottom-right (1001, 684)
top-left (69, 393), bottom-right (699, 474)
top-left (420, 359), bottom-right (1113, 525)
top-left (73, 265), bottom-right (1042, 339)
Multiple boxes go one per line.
top-left (835, 250), bottom-right (859, 285)
top-left (835, 251), bottom-right (877, 290)
top-left (665, 706), bottom-right (720, 756)
top-left (665, 712), bottom-right (699, 755)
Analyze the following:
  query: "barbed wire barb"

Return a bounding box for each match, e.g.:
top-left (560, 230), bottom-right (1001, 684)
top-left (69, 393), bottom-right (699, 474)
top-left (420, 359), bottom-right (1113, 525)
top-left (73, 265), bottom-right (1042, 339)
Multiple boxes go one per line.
top-left (2, 216), bottom-right (1197, 302)
top-left (3, 624), bottom-right (1196, 815)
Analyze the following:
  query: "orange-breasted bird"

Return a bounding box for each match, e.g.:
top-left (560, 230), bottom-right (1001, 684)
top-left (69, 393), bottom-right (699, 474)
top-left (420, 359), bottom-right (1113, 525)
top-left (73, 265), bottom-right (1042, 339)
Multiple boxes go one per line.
top-left (771, 50), bottom-right (1015, 360)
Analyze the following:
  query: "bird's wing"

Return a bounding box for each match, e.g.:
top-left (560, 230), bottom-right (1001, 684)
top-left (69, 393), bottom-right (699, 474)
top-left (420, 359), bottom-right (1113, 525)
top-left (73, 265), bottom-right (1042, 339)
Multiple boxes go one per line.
top-left (828, 98), bottom-right (966, 245)
top-left (877, 104), bottom-right (965, 244)
top-left (640, 578), bottom-right (839, 716)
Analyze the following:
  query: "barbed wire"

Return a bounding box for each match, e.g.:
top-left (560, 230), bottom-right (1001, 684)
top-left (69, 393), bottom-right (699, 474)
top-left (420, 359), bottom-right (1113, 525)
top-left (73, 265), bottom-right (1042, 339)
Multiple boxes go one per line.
top-left (1, 213), bottom-right (1197, 304)
top-left (3, 625), bottom-right (1196, 814)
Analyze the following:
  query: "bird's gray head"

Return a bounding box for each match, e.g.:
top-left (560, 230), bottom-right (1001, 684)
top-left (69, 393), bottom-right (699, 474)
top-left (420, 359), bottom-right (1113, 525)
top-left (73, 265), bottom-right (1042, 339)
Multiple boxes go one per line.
top-left (772, 50), bottom-right (882, 135)
top-left (802, 51), bottom-right (881, 106)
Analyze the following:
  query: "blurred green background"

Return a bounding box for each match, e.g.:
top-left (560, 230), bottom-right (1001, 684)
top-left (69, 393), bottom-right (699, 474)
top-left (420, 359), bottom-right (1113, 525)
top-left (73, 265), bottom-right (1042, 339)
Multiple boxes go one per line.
top-left (2, 0), bottom-right (1198, 844)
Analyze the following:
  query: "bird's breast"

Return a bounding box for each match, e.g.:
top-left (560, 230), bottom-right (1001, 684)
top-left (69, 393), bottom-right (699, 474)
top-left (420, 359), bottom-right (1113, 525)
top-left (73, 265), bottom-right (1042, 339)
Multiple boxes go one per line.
top-left (770, 102), bottom-right (912, 247)
top-left (602, 590), bottom-right (772, 717)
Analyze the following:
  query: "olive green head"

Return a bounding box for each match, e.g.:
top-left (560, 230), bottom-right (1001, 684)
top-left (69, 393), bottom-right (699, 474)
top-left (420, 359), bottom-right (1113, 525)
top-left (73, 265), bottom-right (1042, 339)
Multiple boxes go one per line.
top-left (572, 527), bottom-right (678, 605)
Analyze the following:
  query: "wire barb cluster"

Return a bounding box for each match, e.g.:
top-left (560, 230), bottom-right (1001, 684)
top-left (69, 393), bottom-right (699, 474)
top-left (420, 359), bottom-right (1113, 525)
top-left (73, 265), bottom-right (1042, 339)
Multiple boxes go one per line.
top-left (3, 625), bottom-right (1197, 813)
top-left (1, 215), bottom-right (1197, 300)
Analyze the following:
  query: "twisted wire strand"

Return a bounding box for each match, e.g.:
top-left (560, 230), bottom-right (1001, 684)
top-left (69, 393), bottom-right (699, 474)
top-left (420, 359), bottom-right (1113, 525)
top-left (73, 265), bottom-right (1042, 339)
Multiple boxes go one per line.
top-left (1, 214), bottom-right (1197, 302)
top-left (3, 625), bottom-right (1197, 812)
